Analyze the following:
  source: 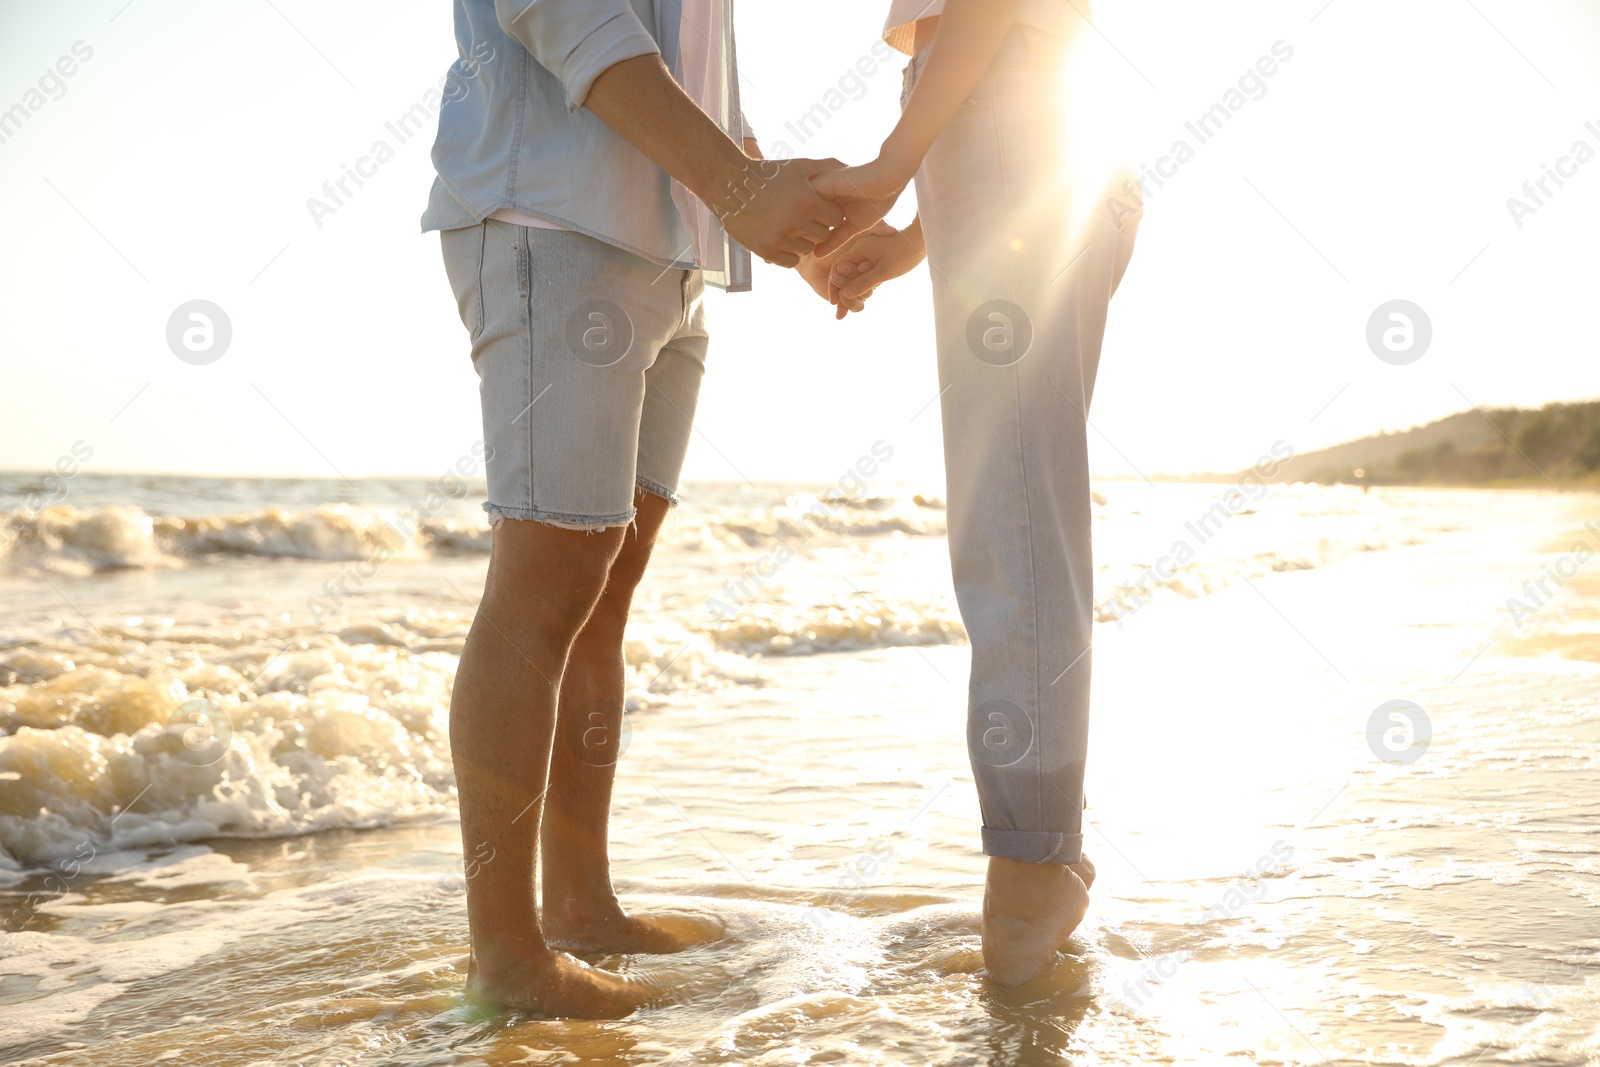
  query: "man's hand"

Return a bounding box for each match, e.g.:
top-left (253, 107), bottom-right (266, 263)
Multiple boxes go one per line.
top-left (709, 157), bottom-right (846, 268)
top-left (583, 56), bottom-right (844, 269)
top-left (809, 158), bottom-right (912, 259)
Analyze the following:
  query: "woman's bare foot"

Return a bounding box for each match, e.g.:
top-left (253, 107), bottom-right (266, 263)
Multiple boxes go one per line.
top-left (543, 900), bottom-right (725, 954)
top-left (1069, 852), bottom-right (1096, 891)
top-left (981, 857), bottom-right (1090, 987)
top-left (467, 948), bottom-right (666, 1019)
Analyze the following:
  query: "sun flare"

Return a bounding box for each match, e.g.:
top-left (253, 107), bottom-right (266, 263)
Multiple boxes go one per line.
top-left (1059, 11), bottom-right (1154, 240)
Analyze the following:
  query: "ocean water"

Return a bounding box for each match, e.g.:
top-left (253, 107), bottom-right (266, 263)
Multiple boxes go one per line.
top-left (2, 472), bottom-right (1598, 1066)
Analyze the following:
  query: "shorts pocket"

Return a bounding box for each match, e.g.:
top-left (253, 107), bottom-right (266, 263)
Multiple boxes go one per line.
top-left (440, 223), bottom-right (488, 343)
top-left (471, 223), bottom-right (488, 340)
top-left (514, 226), bottom-right (530, 299)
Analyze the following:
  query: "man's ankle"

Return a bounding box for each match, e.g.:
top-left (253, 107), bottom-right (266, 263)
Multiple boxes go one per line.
top-left (542, 887), bottom-right (623, 925)
top-left (470, 934), bottom-right (556, 982)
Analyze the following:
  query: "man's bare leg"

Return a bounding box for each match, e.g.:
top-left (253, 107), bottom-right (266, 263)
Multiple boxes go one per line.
top-left (540, 490), bottom-right (719, 953)
top-left (450, 516), bottom-right (660, 1018)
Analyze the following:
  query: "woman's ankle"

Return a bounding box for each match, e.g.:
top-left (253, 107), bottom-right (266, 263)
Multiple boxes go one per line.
top-left (986, 855), bottom-right (1069, 909)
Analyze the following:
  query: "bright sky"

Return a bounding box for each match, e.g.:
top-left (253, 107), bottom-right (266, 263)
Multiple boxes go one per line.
top-left (2, 1), bottom-right (1598, 484)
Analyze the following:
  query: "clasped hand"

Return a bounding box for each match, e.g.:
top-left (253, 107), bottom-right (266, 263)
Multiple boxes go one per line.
top-left (711, 156), bottom-right (924, 319)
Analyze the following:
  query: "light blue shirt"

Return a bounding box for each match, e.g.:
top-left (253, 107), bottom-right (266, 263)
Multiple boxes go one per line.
top-left (421, 0), bottom-right (753, 291)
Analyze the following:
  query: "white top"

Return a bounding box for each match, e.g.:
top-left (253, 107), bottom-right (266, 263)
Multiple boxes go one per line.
top-left (492, 0), bottom-right (732, 273)
top-left (666, 0), bottom-right (731, 271)
top-left (882, 0), bottom-right (1078, 55)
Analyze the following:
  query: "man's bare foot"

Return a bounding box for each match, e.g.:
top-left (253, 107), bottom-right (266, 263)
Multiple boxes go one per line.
top-left (543, 900), bottom-right (725, 954)
top-left (981, 857), bottom-right (1090, 987)
top-left (467, 948), bottom-right (665, 1019)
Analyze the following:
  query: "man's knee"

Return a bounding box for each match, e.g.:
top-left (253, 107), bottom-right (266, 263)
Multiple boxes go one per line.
top-left (576, 521), bottom-right (665, 641)
top-left (582, 580), bottom-right (636, 641)
top-left (483, 518), bottom-right (627, 634)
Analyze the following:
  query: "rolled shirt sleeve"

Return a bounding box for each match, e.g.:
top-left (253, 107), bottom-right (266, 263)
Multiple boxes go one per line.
top-left (494, 0), bottom-right (661, 110)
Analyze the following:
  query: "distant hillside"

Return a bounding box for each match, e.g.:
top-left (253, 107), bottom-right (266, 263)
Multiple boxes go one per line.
top-left (1265, 400), bottom-right (1600, 487)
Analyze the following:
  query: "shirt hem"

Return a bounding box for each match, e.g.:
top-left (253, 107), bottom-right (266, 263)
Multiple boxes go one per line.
top-left (422, 198), bottom-right (751, 292)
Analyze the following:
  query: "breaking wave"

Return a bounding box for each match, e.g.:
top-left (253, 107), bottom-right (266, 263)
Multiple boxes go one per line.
top-left (0, 591), bottom-right (968, 874)
top-left (2, 496), bottom-right (951, 574)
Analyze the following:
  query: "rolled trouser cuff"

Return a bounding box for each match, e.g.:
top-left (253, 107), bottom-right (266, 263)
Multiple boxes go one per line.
top-left (982, 828), bottom-right (1083, 866)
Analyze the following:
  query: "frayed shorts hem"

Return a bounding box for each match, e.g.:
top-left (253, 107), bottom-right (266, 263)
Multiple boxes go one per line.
top-left (481, 501), bottom-right (636, 532)
top-left (635, 475), bottom-right (679, 507)
top-left (982, 828), bottom-right (1083, 866)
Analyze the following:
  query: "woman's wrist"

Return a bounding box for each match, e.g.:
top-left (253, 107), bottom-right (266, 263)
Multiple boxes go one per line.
top-left (875, 137), bottom-right (925, 192)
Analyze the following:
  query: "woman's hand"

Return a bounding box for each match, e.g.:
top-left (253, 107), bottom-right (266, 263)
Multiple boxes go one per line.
top-left (796, 250), bottom-right (866, 319)
top-left (810, 158), bottom-right (915, 258)
top-left (811, 0), bottom-right (1019, 261)
top-left (829, 218), bottom-right (926, 303)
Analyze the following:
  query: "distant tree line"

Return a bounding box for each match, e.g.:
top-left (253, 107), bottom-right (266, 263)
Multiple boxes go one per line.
top-left (1304, 401), bottom-right (1600, 486)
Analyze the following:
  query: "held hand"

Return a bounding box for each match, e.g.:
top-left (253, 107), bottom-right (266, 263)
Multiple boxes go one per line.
top-left (809, 158), bottom-right (911, 259)
top-left (796, 252), bottom-right (866, 319)
top-left (710, 157), bottom-right (845, 268)
top-left (792, 157), bottom-right (846, 181)
top-left (828, 222), bottom-right (925, 303)
top-left (796, 218), bottom-right (898, 319)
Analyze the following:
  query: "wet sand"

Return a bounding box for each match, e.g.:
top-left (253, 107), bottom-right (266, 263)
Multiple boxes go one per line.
top-left (4, 483), bottom-right (1599, 1065)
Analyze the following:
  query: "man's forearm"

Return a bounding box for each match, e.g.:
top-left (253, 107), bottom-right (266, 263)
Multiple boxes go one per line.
top-left (585, 54), bottom-right (751, 213)
top-left (584, 55), bottom-right (840, 266)
top-left (880, 0), bottom-right (1020, 179)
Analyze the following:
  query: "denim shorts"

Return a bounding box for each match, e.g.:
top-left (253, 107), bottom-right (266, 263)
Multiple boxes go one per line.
top-left (439, 220), bottom-right (708, 530)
